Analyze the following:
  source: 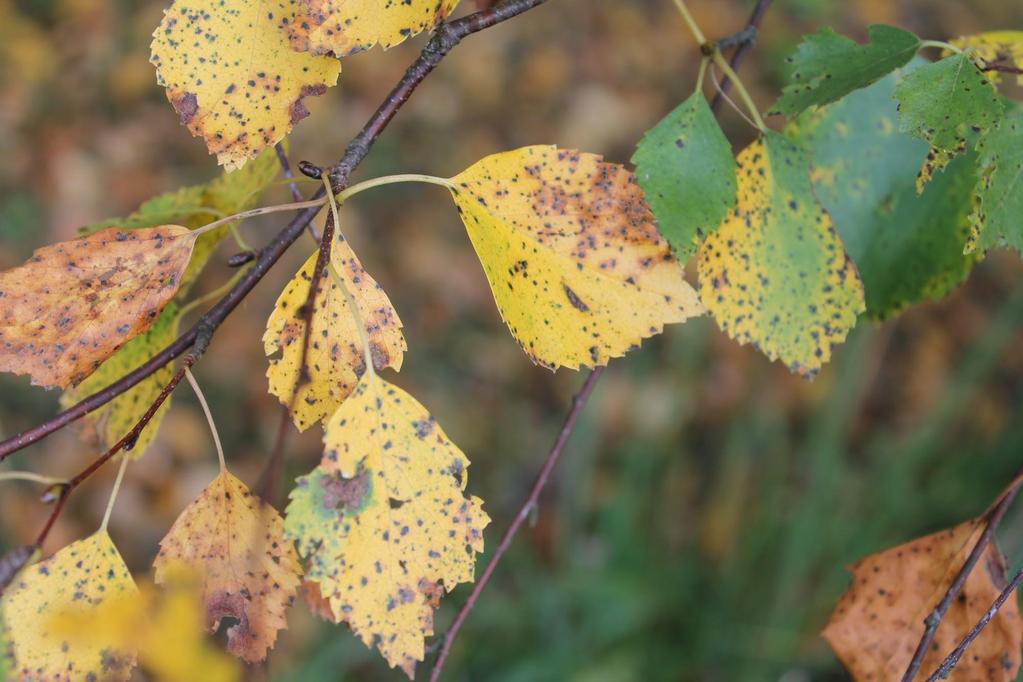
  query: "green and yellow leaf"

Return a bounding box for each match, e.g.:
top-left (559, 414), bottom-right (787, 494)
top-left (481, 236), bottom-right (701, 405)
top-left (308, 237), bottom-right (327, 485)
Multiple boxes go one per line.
top-left (264, 233), bottom-right (406, 431)
top-left (1, 531), bottom-right (139, 681)
top-left (153, 470), bottom-right (302, 663)
top-left (289, 0), bottom-right (460, 57)
top-left (0, 226), bottom-right (195, 389)
top-left (151, 0), bottom-right (340, 170)
top-left (698, 133), bottom-right (865, 377)
top-left (968, 107), bottom-right (1023, 254)
top-left (285, 374), bottom-right (489, 679)
top-left (448, 145), bottom-right (703, 371)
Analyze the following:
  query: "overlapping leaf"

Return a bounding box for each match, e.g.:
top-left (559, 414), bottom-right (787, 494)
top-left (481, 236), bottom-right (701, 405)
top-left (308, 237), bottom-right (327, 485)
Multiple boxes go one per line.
top-left (789, 68), bottom-right (979, 318)
top-left (1, 531), bottom-right (139, 681)
top-left (952, 31), bottom-right (1023, 85)
top-left (264, 233), bottom-right (406, 431)
top-left (154, 469), bottom-right (301, 663)
top-left (60, 304), bottom-right (181, 459)
top-left (151, 0), bottom-right (340, 170)
top-left (968, 107), bottom-right (1023, 253)
top-left (285, 374), bottom-right (489, 678)
top-left (698, 133), bottom-right (864, 377)
top-left (448, 145), bottom-right (704, 371)
top-left (0, 226), bottom-right (195, 389)
top-left (895, 52), bottom-right (1004, 189)
top-left (771, 24), bottom-right (920, 117)
top-left (632, 93), bottom-right (737, 258)
top-left (824, 521), bottom-right (1022, 680)
top-left (289, 0), bottom-right (460, 57)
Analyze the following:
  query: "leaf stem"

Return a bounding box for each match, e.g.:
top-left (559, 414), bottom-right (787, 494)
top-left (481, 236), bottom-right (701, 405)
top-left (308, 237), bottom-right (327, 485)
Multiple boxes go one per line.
top-left (695, 56), bottom-right (709, 94)
top-left (190, 198), bottom-right (328, 238)
top-left (920, 39), bottom-right (962, 54)
top-left (0, 471), bottom-right (68, 487)
top-left (334, 173), bottom-right (455, 204)
top-left (99, 454), bottom-right (129, 533)
top-left (671, 0), bottom-right (706, 45)
top-left (712, 49), bottom-right (767, 132)
top-left (185, 368), bottom-right (226, 472)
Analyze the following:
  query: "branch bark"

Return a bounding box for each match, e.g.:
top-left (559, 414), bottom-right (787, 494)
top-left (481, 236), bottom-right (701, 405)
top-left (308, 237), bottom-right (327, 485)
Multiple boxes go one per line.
top-left (709, 0), bottom-right (771, 114)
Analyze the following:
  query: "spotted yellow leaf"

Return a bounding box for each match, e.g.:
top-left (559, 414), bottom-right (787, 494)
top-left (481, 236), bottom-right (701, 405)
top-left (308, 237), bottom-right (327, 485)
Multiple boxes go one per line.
top-left (285, 374), bottom-right (489, 678)
top-left (698, 133), bottom-right (865, 377)
top-left (1, 531), bottom-right (140, 681)
top-left (448, 146), bottom-right (703, 371)
top-left (151, 0), bottom-right (340, 171)
top-left (154, 470), bottom-right (302, 663)
top-left (264, 232), bottom-right (406, 431)
top-left (60, 304), bottom-right (181, 460)
top-left (952, 31), bottom-right (1023, 85)
top-left (49, 567), bottom-right (239, 682)
top-left (289, 0), bottom-right (460, 57)
top-left (0, 226), bottom-right (195, 389)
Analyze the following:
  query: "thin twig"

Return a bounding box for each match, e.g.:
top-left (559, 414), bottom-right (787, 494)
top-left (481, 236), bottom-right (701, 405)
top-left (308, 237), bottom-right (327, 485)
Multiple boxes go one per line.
top-left (275, 142), bottom-right (320, 242)
top-left (0, 0), bottom-right (550, 463)
top-left (925, 562), bottom-right (1023, 681)
top-left (901, 469), bottom-right (1023, 681)
top-left (710, 0), bottom-right (772, 114)
top-left (429, 367), bottom-right (605, 681)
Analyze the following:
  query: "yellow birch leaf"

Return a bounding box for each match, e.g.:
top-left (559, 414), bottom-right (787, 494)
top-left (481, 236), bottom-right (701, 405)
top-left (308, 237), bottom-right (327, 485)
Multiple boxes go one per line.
top-left (1, 531), bottom-right (140, 681)
top-left (153, 470), bottom-right (302, 663)
top-left (150, 0), bottom-right (340, 171)
top-left (698, 134), bottom-right (864, 378)
top-left (60, 304), bottom-right (181, 460)
top-left (0, 226), bottom-right (195, 389)
top-left (448, 145), bottom-right (703, 371)
top-left (285, 374), bottom-right (489, 678)
top-left (952, 31), bottom-right (1023, 85)
top-left (48, 568), bottom-right (240, 682)
top-left (289, 0), bottom-right (460, 57)
top-left (264, 233), bottom-right (406, 431)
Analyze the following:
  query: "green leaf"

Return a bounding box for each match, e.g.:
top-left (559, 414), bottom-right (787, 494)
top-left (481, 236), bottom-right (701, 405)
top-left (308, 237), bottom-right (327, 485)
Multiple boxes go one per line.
top-left (969, 106), bottom-right (1023, 253)
top-left (771, 24), bottom-right (920, 117)
top-left (790, 68), bottom-right (979, 319)
top-left (697, 132), bottom-right (865, 378)
top-left (631, 93), bottom-right (737, 258)
top-left (895, 53), bottom-right (1004, 189)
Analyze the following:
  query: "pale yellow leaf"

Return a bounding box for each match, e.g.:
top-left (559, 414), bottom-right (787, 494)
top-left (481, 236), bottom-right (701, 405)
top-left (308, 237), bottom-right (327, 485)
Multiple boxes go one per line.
top-left (448, 145), bottom-right (703, 371)
top-left (264, 233), bottom-right (406, 431)
top-left (285, 375), bottom-right (489, 678)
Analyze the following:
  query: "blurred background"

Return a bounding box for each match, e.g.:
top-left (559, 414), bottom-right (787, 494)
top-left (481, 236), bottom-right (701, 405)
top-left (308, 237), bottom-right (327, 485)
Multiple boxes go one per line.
top-left (2, 0), bottom-right (1023, 679)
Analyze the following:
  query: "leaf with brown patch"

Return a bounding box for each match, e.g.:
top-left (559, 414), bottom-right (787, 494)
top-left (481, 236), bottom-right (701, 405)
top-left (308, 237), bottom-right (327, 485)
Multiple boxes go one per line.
top-left (823, 520), bottom-right (1023, 680)
top-left (447, 145), bottom-right (704, 371)
top-left (0, 226), bottom-right (195, 389)
top-left (150, 0), bottom-right (340, 170)
top-left (264, 232), bottom-right (406, 431)
top-left (153, 470), bottom-right (302, 663)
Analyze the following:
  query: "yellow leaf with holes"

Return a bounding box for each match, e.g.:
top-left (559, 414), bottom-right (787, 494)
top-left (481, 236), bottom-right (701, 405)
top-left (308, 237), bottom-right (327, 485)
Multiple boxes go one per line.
top-left (0, 226), bottom-right (195, 389)
top-left (264, 232), bottom-right (406, 431)
top-left (153, 470), bottom-right (302, 663)
top-left (952, 31), bottom-right (1023, 85)
top-left (60, 304), bottom-right (181, 460)
top-left (698, 133), bottom-right (864, 378)
top-left (285, 374), bottom-right (489, 678)
top-left (48, 567), bottom-right (240, 682)
top-left (448, 146), bottom-right (703, 371)
top-left (151, 0), bottom-right (340, 171)
top-left (1, 531), bottom-right (140, 681)
top-left (289, 0), bottom-right (460, 57)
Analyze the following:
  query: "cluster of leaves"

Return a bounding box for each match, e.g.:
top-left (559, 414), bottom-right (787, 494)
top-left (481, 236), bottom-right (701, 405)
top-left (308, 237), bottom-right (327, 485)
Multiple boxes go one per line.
top-left (0, 0), bottom-right (1021, 678)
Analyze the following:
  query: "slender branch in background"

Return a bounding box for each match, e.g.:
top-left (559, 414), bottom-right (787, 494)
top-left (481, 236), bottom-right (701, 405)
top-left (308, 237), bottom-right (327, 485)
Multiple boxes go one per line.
top-left (275, 142), bottom-right (305, 204)
top-left (0, 0), bottom-right (551, 464)
top-left (710, 0), bottom-right (772, 114)
top-left (925, 562), bottom-right (1023, 681)
top-left (902, 469), bottom-right (1023, 681)
top-left (429, 367), bottom-right (605, 681)
top-left (256, 405), bottom-right (293, 505)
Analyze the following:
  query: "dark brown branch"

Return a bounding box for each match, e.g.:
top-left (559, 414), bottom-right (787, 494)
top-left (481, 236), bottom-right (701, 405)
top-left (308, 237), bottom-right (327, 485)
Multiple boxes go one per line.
top-left (0, 0), bottom-right (550, 463)
top-left (901, 472), bottom-right (1023, 681)
top-left (981, 62), bottom-right (1023, 75)
top-left (925, 562), bottom-right (1023, 681)
top-left (709, 0), bottom-right (771, 114)
top-left (429, 366), bottom-right (605, 681)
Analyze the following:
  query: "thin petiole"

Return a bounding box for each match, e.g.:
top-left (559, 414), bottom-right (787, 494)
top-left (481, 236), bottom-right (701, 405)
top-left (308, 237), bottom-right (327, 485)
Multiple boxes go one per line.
top-left (0, 471), bottom-right (68, 487)
top-left (334, 173), bottom-right (455, 204)
top-left (99, 454), bottom-right (130, 533)
top-left (190, 198), bottom-right (328, 238)
top-left (695, 55), bottom-right (709, 94)
top-left (920, 39), bottom-right (963, 54)
top-left (712, 50), bottom-right (767, 132)
top-left (671, 0), bottom-right (707, 46)
top-left (185, 368), bottom-right (226, 472)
